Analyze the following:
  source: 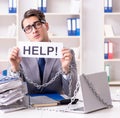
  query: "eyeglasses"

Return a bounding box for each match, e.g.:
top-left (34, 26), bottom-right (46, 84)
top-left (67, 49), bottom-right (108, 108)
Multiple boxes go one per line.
top-left (23, 20), bottom-right (45, 34)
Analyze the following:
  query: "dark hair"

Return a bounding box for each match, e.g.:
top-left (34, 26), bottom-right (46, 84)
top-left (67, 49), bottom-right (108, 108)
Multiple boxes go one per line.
top-left (21, 9), bottom-right (46, 29)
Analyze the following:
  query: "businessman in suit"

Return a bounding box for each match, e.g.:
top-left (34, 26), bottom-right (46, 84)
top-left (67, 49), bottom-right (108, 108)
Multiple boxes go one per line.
top-left (8, 9), bottom-right (77, 97)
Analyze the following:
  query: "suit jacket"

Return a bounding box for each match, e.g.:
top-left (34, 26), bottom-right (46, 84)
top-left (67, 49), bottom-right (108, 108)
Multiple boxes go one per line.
top-left (20, 50), bottom-right (77, 97)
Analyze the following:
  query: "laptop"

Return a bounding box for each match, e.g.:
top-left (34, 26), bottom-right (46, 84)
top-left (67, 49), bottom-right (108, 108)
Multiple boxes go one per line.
top-left (65, 71), bottom-right (113, 113)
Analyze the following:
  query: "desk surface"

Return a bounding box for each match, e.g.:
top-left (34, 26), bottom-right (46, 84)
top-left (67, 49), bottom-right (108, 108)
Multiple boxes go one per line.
top-left (1, 86), bottom-right (120, 118)
top-left (0, 102), bottom-right (120, 118)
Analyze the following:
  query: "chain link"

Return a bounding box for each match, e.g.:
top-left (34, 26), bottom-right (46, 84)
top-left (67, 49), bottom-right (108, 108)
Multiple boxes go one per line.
top-left (21, 69), bottom-right (63, 89)
top-left (65, 76), bottom-right (80, 111)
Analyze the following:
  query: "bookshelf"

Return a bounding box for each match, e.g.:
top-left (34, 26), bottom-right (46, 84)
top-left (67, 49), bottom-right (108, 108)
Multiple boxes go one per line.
top-left (104, 0), bottom-right (120, 85)
top-left (0, 0), bottom-right (82, 75)
top-left (0, 0), bottom-right (18, 73)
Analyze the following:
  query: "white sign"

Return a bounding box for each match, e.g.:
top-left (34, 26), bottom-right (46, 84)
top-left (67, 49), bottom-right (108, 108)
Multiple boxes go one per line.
top-left (18, 41), bottom-right (63, 58)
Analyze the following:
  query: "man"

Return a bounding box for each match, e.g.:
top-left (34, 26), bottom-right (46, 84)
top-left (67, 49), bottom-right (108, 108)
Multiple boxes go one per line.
top-left (8, 9), bottom-right (77, 97)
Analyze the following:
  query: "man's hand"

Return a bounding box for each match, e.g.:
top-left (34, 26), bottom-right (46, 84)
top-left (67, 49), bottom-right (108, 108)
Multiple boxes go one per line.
top-left (8, 47), bottom-right (21, 72)
top-left (60, 48), bottom-right (73, 74)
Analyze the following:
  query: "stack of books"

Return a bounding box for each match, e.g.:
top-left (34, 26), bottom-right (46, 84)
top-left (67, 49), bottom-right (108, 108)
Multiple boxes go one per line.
top-left (0, 75), bottom-right (28, 113)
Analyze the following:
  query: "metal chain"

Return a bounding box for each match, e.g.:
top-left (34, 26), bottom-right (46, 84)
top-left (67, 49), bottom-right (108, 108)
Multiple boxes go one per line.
top-left (82, 74), bottom-right (113, 108)
top-left (20, 66), bottom-right (80, 110)
top-left (21, 66), bottom-right (78, 97)
top-left (21, 69), bottom-right (63, 89)
top-left (34, 77), bottom-right (80, 112)
top-left (64, 75), bottom-right (80, 111)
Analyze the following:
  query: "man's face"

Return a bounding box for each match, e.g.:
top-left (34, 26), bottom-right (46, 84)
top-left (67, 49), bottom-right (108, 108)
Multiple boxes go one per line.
top-left (23, 16), bottom-right (49, 42)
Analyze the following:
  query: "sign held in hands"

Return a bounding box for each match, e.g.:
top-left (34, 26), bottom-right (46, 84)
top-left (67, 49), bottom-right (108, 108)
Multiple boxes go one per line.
top-left (18, 41), bottom-right (63, 58)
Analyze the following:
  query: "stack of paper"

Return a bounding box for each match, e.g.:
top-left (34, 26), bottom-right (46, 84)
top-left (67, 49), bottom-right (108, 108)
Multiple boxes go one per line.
top-left (0, 75), bottom-right (28, 113)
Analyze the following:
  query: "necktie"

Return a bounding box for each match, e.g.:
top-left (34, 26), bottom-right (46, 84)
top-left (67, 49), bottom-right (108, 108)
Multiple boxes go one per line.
top-left (38, 58), bottom-right (45, 83)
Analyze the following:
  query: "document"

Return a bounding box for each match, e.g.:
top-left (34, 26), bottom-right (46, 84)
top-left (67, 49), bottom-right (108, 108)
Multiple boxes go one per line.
top-left (0, 76), bottom-right (28, 113)
top-left (0, 78), bottom-right (22, 93)
top-left (104, 24), bottom-right (114, 37)
top-left (108, 41), bottom-right (113, 59)
top-left (0, 96), bottom-right (29, 113)
top-left (104, 41), bottom-right (109, 59)
top-left (67, 18), bottom-right (72, 36)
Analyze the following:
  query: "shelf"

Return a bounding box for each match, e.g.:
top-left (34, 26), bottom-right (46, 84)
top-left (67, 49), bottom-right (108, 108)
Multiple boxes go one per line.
top-left (45, 13), bottom-right (80, 16)
top-left (104, 12), bottom-right (120, 16)
top-left (104, 36), bottom-right (120, 39)
top-left (104, 59), bottom-right (120, 62)
top-left (0, 37), bottom-right (17, 39)
top-left (109, 81), bottom-right (120, 86)
top-left (0, 13), bottom-right (17, 16)
top-left (49, 35), bottom-right (80, 39)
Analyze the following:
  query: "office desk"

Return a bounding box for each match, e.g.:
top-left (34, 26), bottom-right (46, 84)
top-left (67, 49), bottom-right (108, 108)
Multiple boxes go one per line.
top-left (0, 102), bottom-right (120, 118)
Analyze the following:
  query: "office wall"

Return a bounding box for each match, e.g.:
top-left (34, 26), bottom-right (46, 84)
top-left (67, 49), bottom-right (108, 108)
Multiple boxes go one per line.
top-left (82, 0), bottom-right (104, 74)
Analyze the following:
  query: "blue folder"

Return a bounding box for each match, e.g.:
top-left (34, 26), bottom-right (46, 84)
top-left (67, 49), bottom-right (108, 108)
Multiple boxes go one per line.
top-left (29, 93), bottom-right (65, 101)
